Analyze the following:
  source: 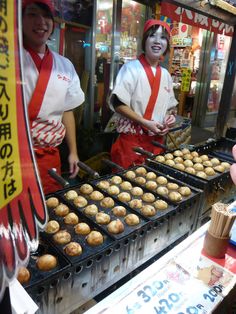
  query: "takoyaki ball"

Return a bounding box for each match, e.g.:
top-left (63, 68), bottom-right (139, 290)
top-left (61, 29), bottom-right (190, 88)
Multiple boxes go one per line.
top-left (146, 172), bottom-right (157, 180)
top-left (46, 197), bottom-right (59, 209)
top-left (134, 176), bottom-right (146, 185)
top-left (191, 151), bottom-right (199, 157)
top-left (45, 220), bottom-right (60, 234)
top-left (135, 166), bottom-right (147, 176)
top-left (156, 176), bottom-right (168, 185)
top-left (165, 153), bottom-right (174, 160)
top-left (204, 167), bottom-right (216, 176)
top-left (131, 187), bottom-right (143, 196)
top-left (97, 180), bottom-right (110, 190)
top-left (140, 205), bottom-right (156, 217)
top-left (196, 171), bottom-right (207, 179)
top-left (53, 230), bottom-right (71, 245)
top-left (183, 159), bottom-right (194, 167)
top-left (201, 154), bottom-right (209, 161)
top-left (79, 183), bottom-right (94, 195)
top-left (153, 200), bottom-right (168, 210)
top-left (210, 158), bottom-right (220, 166)
top-left (167, 182), bottom-right (179, 190)
top-left (193, 163), bottom-right (204, 171)
top-left (74, 222), bottom-right (91, 235)
top-left (120, 181), bottom-right (132, 191)
top-left (107, 185), bottom-right (120, 195)
top-left (221, 162), bottom-right (230, 170)
top-left (185, 167), bottom-right (196, 175)
top-left (214, 165), bottom-right (225, 173)
top-left (174, 163), bottom-right (185, 171)
top-left (174, 157), bottom-right (184, 164)
top-left (100, 197), bottom-right (115, 208)
top-left (168, 191), bottom-right (182, 202)
top-left (54, 204), bottom-right (70, 217)
top-left (125, 170), bottom-right (136, 180)
top-left (36, 254), bottom-right (57, 271)
top-left (173, 150), bottom-right (183, 157)
top-left (155, 155), bottom-right (165, 163)
top-left (156, 186), bottom-right (169, 196)
top-left (193, 157), bottom-right (202, 163)
top-left (183, 153), bottom-right (193, 160)
top-left (17, 267), bottom-right (31, 284)
top-left (181, 148), bottom-right (190, 155)
top-left (142, 193), bottom-right (155, 203)
top-left (203, 160), bottom-right (212, 167)
top-left (95, 212), bottom-right (111, 225)
top-left (178, 186), bottom-right (192, 197)
top-left (165, 159), bottom-right (175, 167)
top-left (107, 219), bottom-right (124, 234)
top-left (110, 175), bottom-right (123, 185)
top-left (118, 192), bottom-right (131, 202)
top-left (64, 190), bottom-right (78, 200)
top-left (64, 242), bottom-right (82, 256)
top-left (73, 195), bottom-right (88, 208)
top-left (129, 199), bottom-right (143, 209)
top-left (124, 214), bottom-right (140, 226)
top-left (145, 181), bottom-right (158, 190)
top-left (112, 206), bottom-right (127, 217)
top-left (86, 231), bottom-right (104, 246)
top-left (64, 212), bottom-right (79, 225)
top-left (90, 190), bottom-right (104, 201)
top-left (84, 204), bottom-right (98, 216)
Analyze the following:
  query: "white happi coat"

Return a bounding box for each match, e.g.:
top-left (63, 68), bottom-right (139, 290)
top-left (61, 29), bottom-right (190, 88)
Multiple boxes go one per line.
top-left (109, 59), bottom-right (178, 134)
top-left (22, 48), bottom-right (84, 147)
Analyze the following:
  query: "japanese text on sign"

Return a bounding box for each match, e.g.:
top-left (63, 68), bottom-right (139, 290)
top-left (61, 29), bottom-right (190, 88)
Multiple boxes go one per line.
top-left (0, 1), bottom-right (22, 207)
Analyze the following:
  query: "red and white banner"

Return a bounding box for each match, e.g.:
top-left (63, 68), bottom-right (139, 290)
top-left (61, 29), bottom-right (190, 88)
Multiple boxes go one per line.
top-left (0, 0), bottom-right (47, 300)
top-left (161, 2), bottom-right (234, 37)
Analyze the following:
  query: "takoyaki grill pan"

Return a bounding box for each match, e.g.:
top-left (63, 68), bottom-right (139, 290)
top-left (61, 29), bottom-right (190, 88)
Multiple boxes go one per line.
top-left (144, 147), bottom-right (234, 213)
top-left (194, 137), bottom-right (236, 163)
top-left (23, 237), bottom-right (71, 295)
top-left (41, 194), bottom-right (115, 269)
top-left (57, 185), bottom-right (149, 242)
top-left (94, 161), bottom-right (200, 222)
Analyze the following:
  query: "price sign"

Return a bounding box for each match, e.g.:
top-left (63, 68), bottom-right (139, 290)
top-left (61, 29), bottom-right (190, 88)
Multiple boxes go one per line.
top-left (100, 262), bottom-right (225, 314)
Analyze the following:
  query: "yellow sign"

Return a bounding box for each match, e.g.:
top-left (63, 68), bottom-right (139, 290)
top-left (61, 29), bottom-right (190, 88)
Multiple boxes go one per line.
top-left (181, 68), bottom-right (192, 92)
top-left (0, 1), bottom-right (22, 207)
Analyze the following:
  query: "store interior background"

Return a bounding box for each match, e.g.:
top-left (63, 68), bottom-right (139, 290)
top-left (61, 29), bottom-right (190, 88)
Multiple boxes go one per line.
top-left (48, 0), bottom-right (236, 177)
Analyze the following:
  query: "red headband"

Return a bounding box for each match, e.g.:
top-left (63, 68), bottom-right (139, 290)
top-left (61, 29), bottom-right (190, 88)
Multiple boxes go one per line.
top-left (22, 0), bottom-right (54, 15)
top-left (143, 19), bottom-right (171, 36)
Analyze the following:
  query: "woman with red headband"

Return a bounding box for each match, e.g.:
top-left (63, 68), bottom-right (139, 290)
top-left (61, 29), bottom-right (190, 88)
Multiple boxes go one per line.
top-left (109, 19), bottom-right (177, 168)
top-left (22, 0), bottom-right (84, 193)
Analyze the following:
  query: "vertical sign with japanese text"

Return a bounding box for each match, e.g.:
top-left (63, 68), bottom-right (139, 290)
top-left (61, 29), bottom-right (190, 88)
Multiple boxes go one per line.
top-left (0, 0), bottom-right (47, 300)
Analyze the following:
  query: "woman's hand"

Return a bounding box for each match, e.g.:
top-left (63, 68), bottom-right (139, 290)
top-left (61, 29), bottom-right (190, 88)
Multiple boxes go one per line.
top-left (230, 144), bottom-right (236, 184)
top-left (164, 114), bottom-right (176, 128)
top-left (142, 119), bottom-right (169, 136)
top-left (68, 153), bottom-right (80, 178)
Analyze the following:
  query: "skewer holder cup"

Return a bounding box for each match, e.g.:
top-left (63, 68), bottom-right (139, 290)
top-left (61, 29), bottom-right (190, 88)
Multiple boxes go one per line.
top-left (203, 231), bottom-right (230, 258)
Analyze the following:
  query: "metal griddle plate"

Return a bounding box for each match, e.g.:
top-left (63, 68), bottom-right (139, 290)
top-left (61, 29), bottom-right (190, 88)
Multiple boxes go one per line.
top-left (146, 148), bottom-right (232, 192)
top-left (23, 237), bottom-right (71, 292)
top-left (57, 186), bottom-right (150, 241)
top-left (194, 137), bottom-right (236, 163)
top-left (41, 195), bottom-right (115, 268)
top-left (89, 174), bottom-right (178, 222)
top-left (118, 164), bottom-right (202, 208)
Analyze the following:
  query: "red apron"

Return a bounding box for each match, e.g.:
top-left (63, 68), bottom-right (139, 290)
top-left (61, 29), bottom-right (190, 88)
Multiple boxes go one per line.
top-left (26, 46), bottom-right (62, 193)
top-left (111, 54), bottom-right (163, 169)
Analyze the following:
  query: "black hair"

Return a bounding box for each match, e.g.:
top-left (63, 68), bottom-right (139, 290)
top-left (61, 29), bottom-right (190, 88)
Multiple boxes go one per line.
top-left (142, 24), bottom-right (170, 56)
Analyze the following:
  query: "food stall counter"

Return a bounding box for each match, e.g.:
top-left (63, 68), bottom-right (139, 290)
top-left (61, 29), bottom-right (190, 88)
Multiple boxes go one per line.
top-left (85, 222), bottom-right (236, 314)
